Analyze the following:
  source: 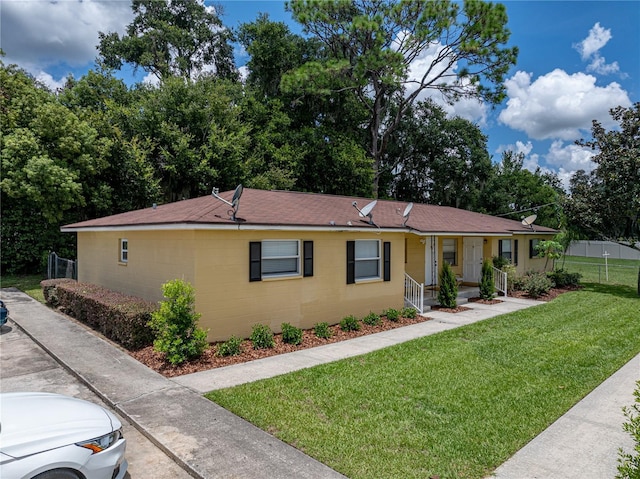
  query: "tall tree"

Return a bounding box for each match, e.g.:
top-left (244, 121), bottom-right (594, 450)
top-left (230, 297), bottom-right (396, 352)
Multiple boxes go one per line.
top-left (478, 151), bottom-right (563, 229)
top-left (0, 62), bottom-right (104, 273)
top-left (283, 0), bottom-right (517, 196)
top-left (384, 99), bottom-right (492, 209)
top-left (567, 103), bottom-right (640, 242)
top-left (98, 0), bottom-right (237, 82)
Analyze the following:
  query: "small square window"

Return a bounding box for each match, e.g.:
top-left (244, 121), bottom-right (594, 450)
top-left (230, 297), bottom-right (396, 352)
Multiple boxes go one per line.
top-left (262, 240), bottom-right (300, 278)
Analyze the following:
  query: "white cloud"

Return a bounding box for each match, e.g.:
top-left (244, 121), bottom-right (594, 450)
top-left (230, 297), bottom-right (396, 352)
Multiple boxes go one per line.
top-left (574, 23), bottom-right (621, 76)
top-left (587, 55), bottom-right (621, 76)
top-left (34, 71), bottom-right (68, 92)
top-left (575, 22), bottom-right (611, 60)
top-left (545, 140), bottom-right (596, 172)
top-left (405, 40), bottom-right (488, 126)
top-left (1, 0), bottom-right (133, 69)
top-left (498, 69), bottom-right (631, 140)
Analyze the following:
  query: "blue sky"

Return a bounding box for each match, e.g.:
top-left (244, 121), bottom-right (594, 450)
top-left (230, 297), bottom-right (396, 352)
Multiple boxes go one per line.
top-left (2, 0), bottom-right (638, 189)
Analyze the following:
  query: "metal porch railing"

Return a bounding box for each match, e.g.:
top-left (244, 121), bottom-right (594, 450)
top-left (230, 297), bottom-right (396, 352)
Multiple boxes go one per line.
top-left (492, 266), bottom-right (508, 297)
top-left (404, 273), bottom-right (424, 314)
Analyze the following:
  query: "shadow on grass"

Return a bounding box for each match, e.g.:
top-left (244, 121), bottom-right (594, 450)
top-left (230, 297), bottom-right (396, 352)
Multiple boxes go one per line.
top-left (580, 282), bottom-right (640, 299)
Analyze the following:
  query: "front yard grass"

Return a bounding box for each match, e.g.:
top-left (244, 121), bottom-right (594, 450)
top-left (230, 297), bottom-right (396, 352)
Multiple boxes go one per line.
top-left (207, 283), bottom-right (640, 479)
top-left (1, 274), bottom-right (45, 302)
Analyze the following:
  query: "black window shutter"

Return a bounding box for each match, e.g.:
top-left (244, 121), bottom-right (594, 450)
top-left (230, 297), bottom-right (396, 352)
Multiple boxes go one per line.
top-left (346, 241), bottom-right (355, 284)
top-left (303, 241), bottom-right (314, 277)
top-left (249, 242), bottom-right (262, 282)
top-left (529, 240), bottom-right (535, 258)
top-left (383, 241), bottom-right (391, 282)
top-left (499, 240), bottom-right (503, 257)
top-left (514, 240), bottom-right (519, 265)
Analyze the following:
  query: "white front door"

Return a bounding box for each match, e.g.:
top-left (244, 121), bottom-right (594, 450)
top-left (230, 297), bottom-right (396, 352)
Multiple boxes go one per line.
top-left (424, 236), bottom-right (438, 286)
top-left (463, 237), bottom-right (483, 283)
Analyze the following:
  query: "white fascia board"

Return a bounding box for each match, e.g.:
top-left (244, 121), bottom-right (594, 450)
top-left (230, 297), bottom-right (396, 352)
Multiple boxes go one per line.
top-left (408, 231), bottom-right (511, 237)
top-left (61, 223), bottom-right (409, 234)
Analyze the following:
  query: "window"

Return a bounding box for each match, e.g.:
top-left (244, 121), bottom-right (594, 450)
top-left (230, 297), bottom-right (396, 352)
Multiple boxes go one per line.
top-left (442, 239), bottom-right (457, 265)
top-left (530, 239), bottom-right (540, 258)
top-left (262, 240), bottom-right (300, 277)
top-left (250, 240), bottom-right (313, 281)
top-left (346, 240), bottom-right (391, 284)
top-left (499, 239), bottom-right (519, 265)
top-left (120, 239), bottom-right (128, 263)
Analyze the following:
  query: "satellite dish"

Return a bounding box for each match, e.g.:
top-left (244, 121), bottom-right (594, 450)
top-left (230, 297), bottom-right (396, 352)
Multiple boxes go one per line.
top-left (231, 184), bottom-right (243, 208)
top-left (521, 214), bottom-right (537, 231)
top-left (402, 202), bottom-right (413, 226)
top-left (211, 184), bottom-right (243, 221)
top-left (359, 200), bottom-right (377, 218)
top-left (352, 200), bottom-right (378, 225)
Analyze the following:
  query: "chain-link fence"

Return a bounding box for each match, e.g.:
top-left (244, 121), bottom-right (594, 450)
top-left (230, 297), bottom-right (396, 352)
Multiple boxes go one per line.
top-left (47, 252), bottom-right (77, 280)
top-left (562, 256), bottom-right (639, 288)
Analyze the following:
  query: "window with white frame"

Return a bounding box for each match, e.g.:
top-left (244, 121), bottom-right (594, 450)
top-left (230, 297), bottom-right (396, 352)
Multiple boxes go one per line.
top-left (261, 240), bottom-right (300, 278)
top-left (442, 238), bottom-right (457, 265)
top-left (120, 238), bottom-right (128, 263)
top-left (354, 240), bottom-right (380, 280)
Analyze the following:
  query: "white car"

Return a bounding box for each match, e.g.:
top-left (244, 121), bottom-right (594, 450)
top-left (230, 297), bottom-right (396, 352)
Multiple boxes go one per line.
top-left (0, 392), bottom-right (127, 479)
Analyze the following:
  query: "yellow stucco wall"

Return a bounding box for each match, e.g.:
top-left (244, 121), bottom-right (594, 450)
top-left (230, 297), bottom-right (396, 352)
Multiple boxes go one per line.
top-left (404, 235), bottom-right (425, 283)
top-left (78, 229), bottom-right (405, 342)
top-left (488, 234), bottom-right (556, 274)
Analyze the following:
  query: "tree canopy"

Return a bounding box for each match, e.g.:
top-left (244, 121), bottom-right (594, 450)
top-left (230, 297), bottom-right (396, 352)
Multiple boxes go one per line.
top-left (566, 103), bottom-right (640, 242)
top-left (98, 0), bottom-right (236, 81)
top-left (283, 0), bottom-right (518, 196)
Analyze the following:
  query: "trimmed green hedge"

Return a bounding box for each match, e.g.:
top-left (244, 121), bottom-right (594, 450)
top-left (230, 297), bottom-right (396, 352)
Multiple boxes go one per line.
top-left (41, 279), bottom-right (156, 349)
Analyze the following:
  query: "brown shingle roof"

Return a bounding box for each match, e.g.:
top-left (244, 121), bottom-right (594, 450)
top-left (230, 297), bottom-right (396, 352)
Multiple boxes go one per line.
top-left (62, 188), bottom-right (556, 235)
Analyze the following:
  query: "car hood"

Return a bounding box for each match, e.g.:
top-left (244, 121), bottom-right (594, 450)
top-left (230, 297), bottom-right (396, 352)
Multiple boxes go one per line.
top-left (0, 392), bottom-right (120, 459)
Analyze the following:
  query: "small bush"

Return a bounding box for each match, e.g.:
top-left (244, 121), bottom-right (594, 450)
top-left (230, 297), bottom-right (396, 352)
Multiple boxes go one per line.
top-left (523, 272), bottom-right (553, 298)
top-left (547, 269), bottom-right (581, 287)
top-left (340, 314), bottom-right (361, 331)
top-left (401, 307), bottom-right (417, 319)
top-left (281, 322), bottom-right (303, 345)
top-left (362, 311), bottom-right (381, 326)
top-left (385, 308), bottom-right (400, 322)
top-left (250, 323), bottom-right (275, 349)
top-left (492, 255), bottom-right (510, 270)
top-left (503, 264), bottom-right (521, 292)
top-left (217, 336), bottom-right (243, 357)
top-left (149, 279), bottom-right (209, 365)
top-left (617, 380), bottom-right (640, 479)
top-left (479, 259), bottom-right (496, 300)
top-left (314, 322), bottom-right (332, 339)
top-left (438, 262), bottom-right (458, 309)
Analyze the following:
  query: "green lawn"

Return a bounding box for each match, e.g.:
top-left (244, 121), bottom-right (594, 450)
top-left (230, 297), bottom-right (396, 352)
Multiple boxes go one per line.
top-left (207, 283), bottom-right (640, 479)
top-left (1, 274), bottom-right (46, 302)
top-left (562, 255), bottom-right (639, 287)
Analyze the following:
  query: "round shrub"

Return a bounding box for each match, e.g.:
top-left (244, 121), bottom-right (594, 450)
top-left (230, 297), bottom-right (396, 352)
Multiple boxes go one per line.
top-left (362, 311), bottom-right (381, 326)
top-left (401, 307), bottom-right (417, 319)
top-left (217, 336), bottom-right (243, 357)
top-left (340, 315), bottom-right (360, 332)
top-left (250, 323), bottom-right (275, 349)
top-left (281, 322), bottom-right (303, 345)
top-left (523, 272), bottom-right (553, 298)
top-left (385, 308), bottom-right (400, 322)
top-left (314, 322), bottom-right (332, 339)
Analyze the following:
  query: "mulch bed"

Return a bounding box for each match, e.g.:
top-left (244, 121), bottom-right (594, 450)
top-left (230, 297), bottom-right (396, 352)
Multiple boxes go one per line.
top-left (131, 314), bottom-right (432, 377)
top-left (130, 286), bottom-right (581, 377)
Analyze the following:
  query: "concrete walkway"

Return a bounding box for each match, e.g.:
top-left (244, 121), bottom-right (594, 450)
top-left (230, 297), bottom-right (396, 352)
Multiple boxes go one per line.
top-left (1, 287), bottom-right (637, 479)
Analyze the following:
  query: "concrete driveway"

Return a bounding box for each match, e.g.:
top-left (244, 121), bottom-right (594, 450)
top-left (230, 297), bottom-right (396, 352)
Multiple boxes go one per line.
top-left (0, 320), bottom-right (192, 479)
